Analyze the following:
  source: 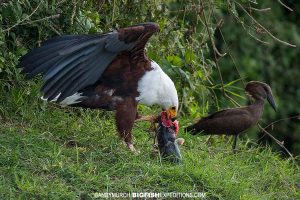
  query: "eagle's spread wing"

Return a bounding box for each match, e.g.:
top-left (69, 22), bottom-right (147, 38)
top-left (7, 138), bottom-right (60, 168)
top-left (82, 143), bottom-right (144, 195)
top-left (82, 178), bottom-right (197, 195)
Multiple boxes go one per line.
top-left (18, 22), bottom-right (159, 102)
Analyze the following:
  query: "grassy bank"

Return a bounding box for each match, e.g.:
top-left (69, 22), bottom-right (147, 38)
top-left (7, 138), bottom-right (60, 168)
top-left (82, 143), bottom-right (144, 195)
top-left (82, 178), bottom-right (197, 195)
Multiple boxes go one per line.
top-left (0, 85), bottom-right (299, 200)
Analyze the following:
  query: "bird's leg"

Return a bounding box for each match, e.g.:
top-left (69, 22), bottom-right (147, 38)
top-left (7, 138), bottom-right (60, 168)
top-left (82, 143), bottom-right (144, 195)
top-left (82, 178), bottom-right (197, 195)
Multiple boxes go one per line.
top-left (148, 120), bottom-right (158, 151)
top-left (152, 127), bottom-right (159, 151)
top-left (116, 97), bottom-right (139, 153)
top-left (126, 141), bottom-right (139, 153)
top-left (135, 114), bottom-right (159, 147)
top-left (232, 135), bottom-right (238, 153)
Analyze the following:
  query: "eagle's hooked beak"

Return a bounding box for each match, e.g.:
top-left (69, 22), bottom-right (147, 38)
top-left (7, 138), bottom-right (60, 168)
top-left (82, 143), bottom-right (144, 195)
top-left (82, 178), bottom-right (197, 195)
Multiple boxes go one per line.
top-left (167, 106), bottom-right (177, 119)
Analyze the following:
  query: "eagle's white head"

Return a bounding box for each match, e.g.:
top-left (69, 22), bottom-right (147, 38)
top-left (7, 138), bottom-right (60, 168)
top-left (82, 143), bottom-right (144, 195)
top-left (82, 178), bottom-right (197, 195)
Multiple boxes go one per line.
top-left (136, 61), bottom-right (179, 118)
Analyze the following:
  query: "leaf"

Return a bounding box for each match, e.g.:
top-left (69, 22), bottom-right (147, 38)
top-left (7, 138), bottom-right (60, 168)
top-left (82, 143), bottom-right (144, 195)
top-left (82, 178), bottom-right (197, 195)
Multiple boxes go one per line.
top-left (166, 55), bottom-right (183, 67)
top-left (184, 49), bottom-right (195, 64)
top-left (225, 89), bottom-right (246, 100)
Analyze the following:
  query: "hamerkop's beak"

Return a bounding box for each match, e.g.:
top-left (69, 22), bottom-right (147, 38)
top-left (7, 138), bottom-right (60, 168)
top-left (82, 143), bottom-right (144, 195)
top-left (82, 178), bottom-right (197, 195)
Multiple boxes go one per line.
top-left (267, 93), bottom-right (277, 111)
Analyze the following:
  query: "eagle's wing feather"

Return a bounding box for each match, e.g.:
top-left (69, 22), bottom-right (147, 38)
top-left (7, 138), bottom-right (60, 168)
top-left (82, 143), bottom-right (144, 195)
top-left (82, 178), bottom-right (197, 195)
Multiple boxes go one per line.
top-left (18, 22), bottom-right (159, 102)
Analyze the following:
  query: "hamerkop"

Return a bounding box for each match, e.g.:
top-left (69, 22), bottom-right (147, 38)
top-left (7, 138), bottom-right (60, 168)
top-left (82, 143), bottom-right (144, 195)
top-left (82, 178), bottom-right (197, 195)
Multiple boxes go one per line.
top-left (185, 81), bottom-right (277, 152)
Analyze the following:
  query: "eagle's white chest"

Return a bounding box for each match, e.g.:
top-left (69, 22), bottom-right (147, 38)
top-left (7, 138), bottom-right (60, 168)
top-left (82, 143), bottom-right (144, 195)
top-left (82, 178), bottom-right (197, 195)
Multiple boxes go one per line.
top-left (136, 61), bottom-right (178, 110)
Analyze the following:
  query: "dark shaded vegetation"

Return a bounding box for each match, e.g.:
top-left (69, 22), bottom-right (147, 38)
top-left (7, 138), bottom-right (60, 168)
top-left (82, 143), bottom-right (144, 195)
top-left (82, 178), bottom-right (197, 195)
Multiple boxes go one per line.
top-left (214, 0), bottom-right (300, 154)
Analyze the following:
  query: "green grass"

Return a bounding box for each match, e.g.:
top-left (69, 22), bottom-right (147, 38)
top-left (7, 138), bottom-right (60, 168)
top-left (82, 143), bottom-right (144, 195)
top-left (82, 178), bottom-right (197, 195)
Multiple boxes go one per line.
top-left (0, 85), bottom-right (299, 200)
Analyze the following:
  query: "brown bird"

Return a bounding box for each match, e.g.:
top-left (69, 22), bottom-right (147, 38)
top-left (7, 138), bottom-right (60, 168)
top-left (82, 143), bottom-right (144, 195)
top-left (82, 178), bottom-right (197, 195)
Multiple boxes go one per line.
top-left (185, 81), bottom-right (277, 151)
top-left (18, 22), bottom-right (178, 153)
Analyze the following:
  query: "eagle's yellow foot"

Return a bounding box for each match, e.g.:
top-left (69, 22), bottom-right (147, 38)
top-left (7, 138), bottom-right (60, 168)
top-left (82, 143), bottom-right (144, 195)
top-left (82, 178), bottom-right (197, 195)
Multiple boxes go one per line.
top-left (125, 142), bottom-right (140, 154)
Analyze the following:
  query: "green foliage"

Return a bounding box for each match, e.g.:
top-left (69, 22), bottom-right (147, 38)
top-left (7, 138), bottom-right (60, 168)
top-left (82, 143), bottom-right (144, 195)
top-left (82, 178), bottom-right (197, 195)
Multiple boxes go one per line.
top-left (0, 0), bottom-right (218, 118)
top-left (0, 0), bottom-right (91, 95)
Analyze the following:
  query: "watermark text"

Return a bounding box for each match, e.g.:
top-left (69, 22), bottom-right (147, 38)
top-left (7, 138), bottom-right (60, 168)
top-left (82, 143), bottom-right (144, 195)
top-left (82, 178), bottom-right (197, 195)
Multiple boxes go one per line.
top-left (91, 192), bottom-right (206, 199)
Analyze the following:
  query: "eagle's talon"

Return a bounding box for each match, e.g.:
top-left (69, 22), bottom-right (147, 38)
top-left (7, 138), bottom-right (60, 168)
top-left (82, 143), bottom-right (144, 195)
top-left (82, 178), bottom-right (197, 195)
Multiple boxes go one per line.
top-left (126, 142), bottom-right (140, 154)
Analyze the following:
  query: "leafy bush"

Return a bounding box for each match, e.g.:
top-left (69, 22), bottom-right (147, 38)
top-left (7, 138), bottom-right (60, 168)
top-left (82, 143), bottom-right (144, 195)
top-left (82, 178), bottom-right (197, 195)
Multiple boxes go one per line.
top-left (0, 0), bottom-right (219, 117)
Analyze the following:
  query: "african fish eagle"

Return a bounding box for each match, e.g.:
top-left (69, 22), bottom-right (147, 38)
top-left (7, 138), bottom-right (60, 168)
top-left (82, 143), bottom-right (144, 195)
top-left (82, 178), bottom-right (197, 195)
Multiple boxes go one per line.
top-left (18, 22), bottom-right (178, 152)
